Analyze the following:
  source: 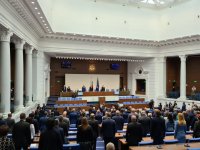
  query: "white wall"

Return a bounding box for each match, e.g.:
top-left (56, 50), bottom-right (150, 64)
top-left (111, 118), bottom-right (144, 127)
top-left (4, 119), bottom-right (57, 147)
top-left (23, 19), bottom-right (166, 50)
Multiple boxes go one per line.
top-left (65, 74), bottom-right (119, 91)
top-left (128, 58), bottom-right (157, 99)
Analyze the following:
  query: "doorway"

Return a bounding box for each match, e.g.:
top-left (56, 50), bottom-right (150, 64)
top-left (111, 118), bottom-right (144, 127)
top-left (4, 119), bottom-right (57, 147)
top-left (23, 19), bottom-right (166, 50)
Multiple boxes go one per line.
top-left (136, 79), bottom-right (146, 95)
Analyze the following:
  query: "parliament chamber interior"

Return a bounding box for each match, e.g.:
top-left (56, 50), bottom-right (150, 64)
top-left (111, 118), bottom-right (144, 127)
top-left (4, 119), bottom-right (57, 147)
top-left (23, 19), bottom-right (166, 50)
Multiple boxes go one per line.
top-left (1, 0), bottom-right (200, 150)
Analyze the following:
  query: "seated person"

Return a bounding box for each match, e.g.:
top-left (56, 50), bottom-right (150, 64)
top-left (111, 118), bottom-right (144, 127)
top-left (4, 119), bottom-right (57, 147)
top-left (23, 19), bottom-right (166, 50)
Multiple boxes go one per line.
top-left (89, 85), bottom-right (93, 92)
top-left (82, 85), bottom-right (86, 92)
top-left (67, 86), bottom-right (71, 92)
top-left (101, 85), bottom-right (105, 92)
top-left (63, 85), bottom-right (67, 92)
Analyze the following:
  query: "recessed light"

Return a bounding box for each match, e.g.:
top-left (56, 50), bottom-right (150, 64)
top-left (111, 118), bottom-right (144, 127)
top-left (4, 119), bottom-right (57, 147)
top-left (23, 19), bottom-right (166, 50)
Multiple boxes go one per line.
top-left (46, 27), bottom-right (49, 28)
top-left (38, 12), bottom-right (40, 15)
top-left (40, 16), bottom-right (43, 19)
top-left (31, 2), bottom-right (35, 4)
top-left (42, 20), bottom-right (45, 22)
top-left (35, 7), bottom-right (38, 9)
top-left (44, 24), bottom-right (47, 26)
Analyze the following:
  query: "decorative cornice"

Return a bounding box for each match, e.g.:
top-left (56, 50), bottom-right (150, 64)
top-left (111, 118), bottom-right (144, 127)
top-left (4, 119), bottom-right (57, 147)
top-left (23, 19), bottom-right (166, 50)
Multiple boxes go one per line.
top-left (6, 0), bottom-right (46, 36)
top-left (42, 33), bottom-right (200, 48)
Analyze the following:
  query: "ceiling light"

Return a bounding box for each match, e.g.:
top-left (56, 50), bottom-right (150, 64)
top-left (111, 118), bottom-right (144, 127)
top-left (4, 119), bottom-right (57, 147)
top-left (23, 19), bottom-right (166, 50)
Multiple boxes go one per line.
top-left (31, 2), bottom-right (35, 4)
top-left (42, 20), bottom-right (45, 22)
top-left (38, 12), bottom-right (40, 15)
top-left (40, 16), bottom-right (43, 19)
top-left (44, 24), bottom-right (47, 26)
top-left (35, 7), bottom-right (38, 10)
top-left (46, 27), bottom-right (49, 28)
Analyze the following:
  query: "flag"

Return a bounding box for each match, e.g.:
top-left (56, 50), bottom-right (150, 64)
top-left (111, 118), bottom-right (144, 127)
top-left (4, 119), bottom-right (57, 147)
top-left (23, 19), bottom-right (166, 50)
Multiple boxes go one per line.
top-left (89, 81), bottom-right (93, 91)
top-left (96, 78), bottom-right (99, 91)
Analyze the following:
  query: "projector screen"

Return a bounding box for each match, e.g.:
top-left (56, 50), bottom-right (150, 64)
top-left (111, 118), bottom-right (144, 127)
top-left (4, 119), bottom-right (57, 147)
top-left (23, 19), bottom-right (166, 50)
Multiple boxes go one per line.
top-left (65, 74), bottom-right (120, 91)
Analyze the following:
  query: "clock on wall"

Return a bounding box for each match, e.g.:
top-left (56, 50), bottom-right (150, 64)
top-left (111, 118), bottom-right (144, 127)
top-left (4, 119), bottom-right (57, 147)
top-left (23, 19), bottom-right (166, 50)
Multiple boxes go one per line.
top-left (89, 64), bottom-right (96, 72)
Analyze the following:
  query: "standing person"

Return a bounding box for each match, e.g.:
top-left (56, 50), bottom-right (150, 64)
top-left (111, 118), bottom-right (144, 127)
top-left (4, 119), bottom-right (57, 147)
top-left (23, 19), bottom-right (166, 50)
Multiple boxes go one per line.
top-left (138, 111), bottom-right (151, 137)
top-left (12, 113), bottom-right (31, 150)
top-left (165, 113), bottom-right (175, 132)
top-left (101, 112), bottom-right (116, 148)
top-left (126, 115), bottom-right (143, 146)
top-left (193, 114), bottom-right (200, 138)
top-left (26, 117), bottom-right (35, 142)
top-left (0, 125), bottom-right (15, 150)
top-left (5, 113), bottom-right (15, 133)
top-left (112, 110), bottom-right (124, 130)
top-left (174, 113), bottom-right (187, 143)
top-left (88, 113), bottom-right (99, 150)
top-left (39, 118), bottom-right (63, 150)
top-left (77, 117), bottom-right (93, 150)
top-left (150, 109), bottom-right (166, 145)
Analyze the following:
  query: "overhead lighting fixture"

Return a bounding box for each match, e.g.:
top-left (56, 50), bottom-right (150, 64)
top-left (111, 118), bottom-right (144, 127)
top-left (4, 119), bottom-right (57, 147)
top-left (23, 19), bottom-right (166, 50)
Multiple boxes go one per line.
top-left (37, 12), bottom-right (40, 15)
top-left (31, 2), bottom-right (35, 4)
top-left (42, 20), bottom-right (45, 22)
top-left (35, 7), bottom-right (38, 10)
top-left (46, 27), bottom-right (49, 28)
top-left (40, 16), bottom-right (43, 19)
top-left (44, 24), bottom-right (47, 26)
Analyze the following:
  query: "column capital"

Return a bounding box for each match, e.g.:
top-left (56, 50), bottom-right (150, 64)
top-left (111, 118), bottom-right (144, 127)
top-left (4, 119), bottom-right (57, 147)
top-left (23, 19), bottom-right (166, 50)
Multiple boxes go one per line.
top-left (25, 45), bottom-right (34, 55)
top-left (155, 56), bottom-right (166, 63)
top-left (0, 29), bottom-right (13, 42)
top-left (13, 38), bottom-right (25, 50)
top-left (179, 55), bottom-right (187, 62)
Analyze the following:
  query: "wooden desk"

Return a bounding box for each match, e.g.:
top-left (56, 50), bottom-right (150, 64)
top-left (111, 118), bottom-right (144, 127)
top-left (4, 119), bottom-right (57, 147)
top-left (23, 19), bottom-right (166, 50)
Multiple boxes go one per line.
top-left (129, 143), bottom-right (200, 150)
top-left (118, 135), bottom-right (193, 150)
top-left (83, 91), bottom-right (114, 96)
top-left (118, 98), bottom-right (145, 103)
top-left (60, 92), bottom-right (75, 97)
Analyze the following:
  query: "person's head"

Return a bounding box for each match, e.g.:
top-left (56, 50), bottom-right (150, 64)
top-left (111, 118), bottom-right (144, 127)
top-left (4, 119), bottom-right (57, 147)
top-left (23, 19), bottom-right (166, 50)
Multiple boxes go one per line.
top-left (26, 117), bottom-right (33, 124)
top-left (167, 113), bottom-right (174, 122)
top-left (46, 118), bottom-right (55, 130)
top-left (115, 110), bottom-right (120, 116)
top-left (8, 113), bottom-right (12, 118)
top-left (20, 113), bottom-right (26, 120)
top-left (131, 115), bottom-right (137, 123)
top-left (106, 142), bottom-right (115, 150)
top-left (0, 125), bottom-right (9, 137)
top-left (154, 109), bottom-right (161, 117)
top-left (59, 116), bottom-right (63, 122)
top-left (90, 113), bottom-right (95, 120)
top-left (178, 113), bottom-right (186, 125)
top-left (81, 117), bottom-right (89, 129)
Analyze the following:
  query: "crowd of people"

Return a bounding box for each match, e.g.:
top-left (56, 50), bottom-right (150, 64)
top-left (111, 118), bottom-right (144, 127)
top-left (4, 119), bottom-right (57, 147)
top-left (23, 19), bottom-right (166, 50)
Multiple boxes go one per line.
top-left (0, 101), bottom-right (200, 150)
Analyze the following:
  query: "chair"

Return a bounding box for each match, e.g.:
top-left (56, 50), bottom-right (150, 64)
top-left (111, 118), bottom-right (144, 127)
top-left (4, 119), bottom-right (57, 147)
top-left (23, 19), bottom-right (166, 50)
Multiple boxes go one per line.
top-left (29, 144), bottom-right (39, 150)
top-left (188, 138), bottom-right (200, 143)
top-left (164, 139), bottom-right (178, 144)
top-left (165, 132), bottom-right (175, 136)
top-left (63, 144), bottom-right (80, 150)
top-left (139, 141), bottom-right (153, 146)
top-left (67, 135), bottom-right (77, 141)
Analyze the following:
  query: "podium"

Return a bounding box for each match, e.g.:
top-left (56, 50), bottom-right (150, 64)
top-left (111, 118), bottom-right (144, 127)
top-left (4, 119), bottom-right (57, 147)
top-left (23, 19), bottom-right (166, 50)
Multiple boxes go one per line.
top-left (98, 97), bottom-right (105, 106)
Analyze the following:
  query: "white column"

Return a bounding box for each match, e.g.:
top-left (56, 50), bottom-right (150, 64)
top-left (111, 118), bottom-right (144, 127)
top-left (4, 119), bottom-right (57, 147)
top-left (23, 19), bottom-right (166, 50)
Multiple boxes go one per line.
top-left (156, 56), bottom-right (166, 98)
top-left (0, 29), bottom-right (13, 114)
top-left (179, 55), bottom-right (187, 100)
top-left (25, 45), bottom-right (34, 106)
top-left (13, 38), bottom-right (25, 111)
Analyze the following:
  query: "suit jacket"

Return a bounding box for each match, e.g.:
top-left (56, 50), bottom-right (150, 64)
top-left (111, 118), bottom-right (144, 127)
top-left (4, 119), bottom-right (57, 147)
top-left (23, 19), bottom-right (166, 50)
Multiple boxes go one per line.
top-left (112, 115), bottom-right (124, 130)
top-left (12, 120), bottom-right (31, 148)
top-left (150, 117), bottom-right (166, 141)
top-left (5, 118), bottom-right (15, 133)
top-left (101, 118), bottom-right (116, 138)
top-left (88, 119), bottom-right (99, 138)
top-left (138, 116), bottom-right (151, 136)
top-left (126, 122), bottom-right (143, 146)
top-left (39, 129), bottom-right (63, 150)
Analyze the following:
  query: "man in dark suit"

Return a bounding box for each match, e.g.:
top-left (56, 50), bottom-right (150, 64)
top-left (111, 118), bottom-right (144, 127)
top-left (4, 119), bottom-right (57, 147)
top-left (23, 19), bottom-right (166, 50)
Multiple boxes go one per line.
top-left (39, 118), bottom-right (63, 150)
top-left (112, 110), bottom-right (124, 130)
top-left (88, 113), bottom-right (99, 150)
top-left (138, 111), bottom-right (151, 137)
top-left (101, 112), bottom-right (116, 148)
top-left (5, 113), bottom-right (15, 133)
top-left (12, 113), bottom-right (31, 150)
top-left (150, 109), bottom-right (166, 145)
top-left (126, 115), bottom-right (143, 146)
